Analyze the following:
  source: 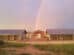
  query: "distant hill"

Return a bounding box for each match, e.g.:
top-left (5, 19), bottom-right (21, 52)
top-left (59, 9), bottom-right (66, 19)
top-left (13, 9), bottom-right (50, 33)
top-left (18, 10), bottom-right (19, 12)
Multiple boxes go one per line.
top-left (0, 29), bottom-right (24, 35)
top-left (46, 29), bottom-right (74, 34)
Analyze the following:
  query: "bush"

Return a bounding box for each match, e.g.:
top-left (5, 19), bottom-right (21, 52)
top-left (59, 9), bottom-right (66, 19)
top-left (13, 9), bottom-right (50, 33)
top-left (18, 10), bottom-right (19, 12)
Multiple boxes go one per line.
top-left (0, 40), bottom-right (5, 46)
top-left (20, 53), bottom-right (31, 55)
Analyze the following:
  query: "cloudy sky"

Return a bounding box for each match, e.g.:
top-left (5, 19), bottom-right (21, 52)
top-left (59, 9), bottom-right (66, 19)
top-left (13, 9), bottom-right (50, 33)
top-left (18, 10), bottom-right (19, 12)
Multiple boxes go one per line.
top-left (0, 0), bottom-right (74, 31)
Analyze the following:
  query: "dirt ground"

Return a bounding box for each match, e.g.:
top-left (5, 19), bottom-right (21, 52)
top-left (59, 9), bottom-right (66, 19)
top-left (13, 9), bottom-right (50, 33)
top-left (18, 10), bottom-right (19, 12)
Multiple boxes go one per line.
top-left (2, 41), bottom-right (74, 55)
top-left (11, 40), bottom-right (74, 44)
top-left (2, 45), bottom-right (54, 55)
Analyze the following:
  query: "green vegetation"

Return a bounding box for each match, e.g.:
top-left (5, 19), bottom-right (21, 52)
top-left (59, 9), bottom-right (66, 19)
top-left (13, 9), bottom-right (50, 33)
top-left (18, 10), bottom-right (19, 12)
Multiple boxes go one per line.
top-left (0, 40), bottom-right (5, 46)
top-left (5, 42), bottom-right (29, 48)
top-left (0, 48), bottom-right (17, 55)
top-left (0, 49), bottom-right (8, 55)
top-left (0, 41), bottom-right (74, 55)
top-left (33, 44), bottom-right (74, 55)
top-left (0, 41), bottom-right (30, 48)
top-left (20, 53), bottom-right (32, 55)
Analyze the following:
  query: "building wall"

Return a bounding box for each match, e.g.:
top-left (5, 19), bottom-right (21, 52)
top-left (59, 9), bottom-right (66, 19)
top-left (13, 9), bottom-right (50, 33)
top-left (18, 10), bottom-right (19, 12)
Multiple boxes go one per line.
top-left (0, 34), bottom-right (73, 41)
top-left (50, 34), bottom-right (73, 40)
top-left (0, 34), bottom-right (20, 41)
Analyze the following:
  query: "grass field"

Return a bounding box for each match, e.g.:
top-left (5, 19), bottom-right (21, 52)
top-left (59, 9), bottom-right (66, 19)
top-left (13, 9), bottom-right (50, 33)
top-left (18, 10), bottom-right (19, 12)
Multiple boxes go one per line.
top-left (0, 41), bottom-right (74, 55)
top-left (33, 44), bottom-right (74, 55)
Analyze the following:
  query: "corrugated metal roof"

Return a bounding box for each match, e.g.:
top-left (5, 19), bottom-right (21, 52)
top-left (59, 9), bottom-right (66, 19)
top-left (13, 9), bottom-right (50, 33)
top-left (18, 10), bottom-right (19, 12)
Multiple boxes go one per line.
top-left (46, 29), bottom-right (74, 34)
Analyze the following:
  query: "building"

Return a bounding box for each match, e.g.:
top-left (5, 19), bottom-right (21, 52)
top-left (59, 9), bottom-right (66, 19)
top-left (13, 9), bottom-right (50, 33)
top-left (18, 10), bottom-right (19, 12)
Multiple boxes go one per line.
top-left (29, 30), bottom-right (49, 41)
top-left (0, 29), bottom-right (74, 41)
top-left (46, 29), bottom-right (74, 40)
top-left (0, 30), bottom-right (27, 41)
